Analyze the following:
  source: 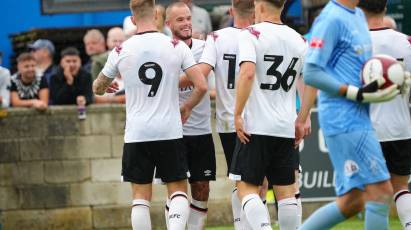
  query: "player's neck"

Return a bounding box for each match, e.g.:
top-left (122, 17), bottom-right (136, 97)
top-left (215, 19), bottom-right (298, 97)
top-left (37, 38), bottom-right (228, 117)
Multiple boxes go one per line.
top-left (234, 17), bottom-right (253, 29)
top-left (367, 16), bottom-right (385, 30)
top-left (336, 0), bottom-right (358, 10)
top-left (135, 21), bottom-right (158, 34)
top-left (260, 14), bottom-right (282, 25)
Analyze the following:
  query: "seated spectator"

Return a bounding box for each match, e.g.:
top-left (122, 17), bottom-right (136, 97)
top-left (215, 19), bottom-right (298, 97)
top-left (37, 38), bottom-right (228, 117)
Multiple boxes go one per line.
top-left (0, 65), bottom-right (11, 109)
top-left (28, 39), bottom-right (57, 85)
top-left (10, 53), bottom-right (48, 111)
top-left (50, 47), bottom-right (92, 106)
top-left (83, 29), bottom-right (107, 74)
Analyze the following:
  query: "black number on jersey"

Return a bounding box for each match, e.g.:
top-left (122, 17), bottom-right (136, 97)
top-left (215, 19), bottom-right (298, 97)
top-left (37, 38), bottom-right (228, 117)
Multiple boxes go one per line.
top-left (138, 62), bottom-right (163, 97)
top-left (223, 54), bottom-right (237, 89)
top-left (260, 55), bottom-right (299, 92)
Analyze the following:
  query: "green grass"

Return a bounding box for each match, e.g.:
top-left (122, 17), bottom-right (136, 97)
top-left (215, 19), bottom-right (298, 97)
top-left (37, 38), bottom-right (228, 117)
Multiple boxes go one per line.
top-left (207, 217), bottom-right (403, 230)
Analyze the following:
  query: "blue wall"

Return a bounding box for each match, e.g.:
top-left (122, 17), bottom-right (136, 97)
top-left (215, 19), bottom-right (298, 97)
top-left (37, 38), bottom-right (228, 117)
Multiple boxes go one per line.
top-left (0, 0), bottom-right (131, 68)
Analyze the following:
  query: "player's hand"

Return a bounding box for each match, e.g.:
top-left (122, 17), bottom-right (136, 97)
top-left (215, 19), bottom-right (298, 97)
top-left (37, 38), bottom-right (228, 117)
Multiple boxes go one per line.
top-left (345, 77), bottom-right (399, 103)
top-left (32, 100), bottom-right (47, 111)
top-left (180, 104), bottom-right (192, 124)
top-left (106, 81), bottom-right (119, 93)
top-left (400, 71), bottom-right (411, 97)
top-left (294, 117), bottom-right (306, 147)
top-left (235, 115), bottom-right (250, 144)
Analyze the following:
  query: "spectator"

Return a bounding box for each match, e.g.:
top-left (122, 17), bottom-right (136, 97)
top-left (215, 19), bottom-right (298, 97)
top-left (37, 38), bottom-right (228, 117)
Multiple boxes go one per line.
top-left (10, 53), bottom-right (48, 111)
top-left (0, 61), bottom-right (11, 109)
top-left (383, 15), bottom-right (397, 30)
top-left (94, 27), bottom-right (126, 104)
top-left (106, 27), bottom-right (126, 50)
top-left (50, 47), bottom-right (92, 106)
top-left (83, 29), bottom-right (107, 73)
top-left (179, 0), bottom-right (212, 39)
top-left (91, 27), bottom-right (125, 81)
top-left (28, 39), bottom-right (56, 85)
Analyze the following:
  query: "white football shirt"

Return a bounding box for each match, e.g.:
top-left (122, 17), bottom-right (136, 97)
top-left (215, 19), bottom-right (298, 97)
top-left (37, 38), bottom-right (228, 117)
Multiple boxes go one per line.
top-left (200, 27), bottom-right (242, 133)
top-left (238, 22), bottom-right (306, 138)
top-left (369, 28), bottom-right (411, 141)
top-left (102, 31), bottom-right (196, 143)
top-left (179, 38), bottom-right (212, 135)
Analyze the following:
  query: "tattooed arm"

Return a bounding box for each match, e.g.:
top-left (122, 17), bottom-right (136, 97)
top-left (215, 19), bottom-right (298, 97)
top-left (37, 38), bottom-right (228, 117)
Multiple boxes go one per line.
top-left (93, 73), bottom-right (114, 96)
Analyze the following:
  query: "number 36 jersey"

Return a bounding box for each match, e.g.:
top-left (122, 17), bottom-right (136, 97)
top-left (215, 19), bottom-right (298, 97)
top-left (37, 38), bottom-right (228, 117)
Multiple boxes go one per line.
top-left (102, 31), bottom-right (196, 143)
top-left (238, 22), bottom-right (306, 138)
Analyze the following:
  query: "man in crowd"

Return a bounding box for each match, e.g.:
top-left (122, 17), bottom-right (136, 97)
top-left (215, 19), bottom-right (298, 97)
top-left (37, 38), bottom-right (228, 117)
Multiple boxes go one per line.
top-left (29, 39), bottom-right (56, 86)
top-left (83, 29), bottom-right (107, 74)
top-left (50, 47), bottom-right (92, 107)
top-left (179, 0), bottom-right (212, 39)
top-left (10, 52), bottom-right (48, 111)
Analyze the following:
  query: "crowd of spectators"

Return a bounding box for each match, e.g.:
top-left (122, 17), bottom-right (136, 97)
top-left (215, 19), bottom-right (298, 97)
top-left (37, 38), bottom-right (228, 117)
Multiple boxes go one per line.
top-left (0, 0), bottom-right (217, 116)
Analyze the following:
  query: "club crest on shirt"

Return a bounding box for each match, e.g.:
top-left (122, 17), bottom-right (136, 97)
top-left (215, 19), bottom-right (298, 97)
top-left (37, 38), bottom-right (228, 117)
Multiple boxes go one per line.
top-left (208, 32), bottom-right (218, 41)
top-left (344, 160), bottom-right (359, 177)
top-left (171, 38), bottom-right (179, 47)
top-left (245, 27), bottom-right (260, 39)
top-left (115, 45), bottom-right (122, 54)
top-left (310, 38), bottom-right (324, 48)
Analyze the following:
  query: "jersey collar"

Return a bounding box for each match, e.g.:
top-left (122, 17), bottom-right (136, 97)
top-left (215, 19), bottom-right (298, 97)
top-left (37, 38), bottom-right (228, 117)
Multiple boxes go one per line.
top-left (136, 30), bottom-right (158, 35)
top-left (370, 27), bottom-right (391, 31)
top-left (331, 0), bottom-right (356, 14)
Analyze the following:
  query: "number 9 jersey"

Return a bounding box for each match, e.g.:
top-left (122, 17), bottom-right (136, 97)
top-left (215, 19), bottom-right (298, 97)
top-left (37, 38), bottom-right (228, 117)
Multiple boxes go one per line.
top-left (238, 22), bottom-right (307, 138)
top-left (102, 31), bottom-right (196, 143)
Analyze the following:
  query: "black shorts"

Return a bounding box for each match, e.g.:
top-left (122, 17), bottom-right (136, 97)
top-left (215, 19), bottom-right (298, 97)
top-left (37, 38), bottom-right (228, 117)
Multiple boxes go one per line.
top-left (183, 134), bottom-right (216, 183)
top-left (219, 132), bottom-right (237, 175)
top-left (122, 139), bottom-right (188, 184)
top-left (381, 139), bottom-right (411, 175)
top-left (229, 135), bottom-right (296, 186)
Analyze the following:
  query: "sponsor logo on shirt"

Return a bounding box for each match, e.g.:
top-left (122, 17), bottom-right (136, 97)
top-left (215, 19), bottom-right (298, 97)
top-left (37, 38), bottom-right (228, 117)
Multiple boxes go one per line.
top-left (310, 38), bottom-right (324, 48)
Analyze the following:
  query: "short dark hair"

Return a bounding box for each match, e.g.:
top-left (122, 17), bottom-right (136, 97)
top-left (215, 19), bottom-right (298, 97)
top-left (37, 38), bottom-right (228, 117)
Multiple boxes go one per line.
top-left (60, 47), bottom-right (80, 58)
top-left (17, 52), bottom-right (35, 63)
top-left (358, 0), bottom-right (387, 14)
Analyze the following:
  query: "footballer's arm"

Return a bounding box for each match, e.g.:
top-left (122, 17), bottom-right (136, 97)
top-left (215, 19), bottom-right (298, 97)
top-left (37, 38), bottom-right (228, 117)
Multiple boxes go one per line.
top-left (182, 65), bottom-right (208, 110)
top-left (295, 84), bottom-right (317, 146)
top-left (179, 63), bottom-right (213, 88)
top-left (235, 61), bottom-right (255, 143)
top-left (93, 72), bottom-right (114, 96)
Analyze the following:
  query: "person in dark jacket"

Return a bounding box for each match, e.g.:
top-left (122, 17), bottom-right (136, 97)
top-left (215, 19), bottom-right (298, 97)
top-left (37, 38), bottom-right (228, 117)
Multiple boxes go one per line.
top-left (50, 47), bottom-right (92, 106)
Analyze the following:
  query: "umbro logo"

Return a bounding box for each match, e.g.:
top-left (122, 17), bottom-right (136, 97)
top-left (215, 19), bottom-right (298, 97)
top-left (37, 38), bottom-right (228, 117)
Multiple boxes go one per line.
top-left (204, 170), bottom-right (212, 176)
top-left (169, 214), bottom-right (181, 219)
top-left (261, 223), bottom-right (270, 227)
top-left (405, 222), bottom-right (411, 227)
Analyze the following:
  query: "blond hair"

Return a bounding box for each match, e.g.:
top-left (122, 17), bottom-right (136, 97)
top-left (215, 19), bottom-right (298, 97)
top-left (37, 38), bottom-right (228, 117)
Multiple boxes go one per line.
top-left (129, 0), bottom-right (155, 20)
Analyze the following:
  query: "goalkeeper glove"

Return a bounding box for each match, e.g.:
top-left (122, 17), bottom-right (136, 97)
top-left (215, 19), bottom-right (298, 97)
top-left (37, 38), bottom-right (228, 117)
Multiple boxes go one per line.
top-left (345, 77), bottom-right (399, 103)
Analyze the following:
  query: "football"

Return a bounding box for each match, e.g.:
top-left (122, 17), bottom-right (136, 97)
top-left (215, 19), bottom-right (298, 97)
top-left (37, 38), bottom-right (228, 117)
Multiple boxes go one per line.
top-left (362, 54), bottom-right (405, 89)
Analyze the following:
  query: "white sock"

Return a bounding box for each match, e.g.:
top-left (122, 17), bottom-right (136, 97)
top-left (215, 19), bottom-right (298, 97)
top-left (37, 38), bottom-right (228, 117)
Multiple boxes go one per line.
top-left (278, 197), bottom-right (298, 230)
top-left (188, 199), bottom-right (208, 230)
top-left (232, 188), bottom-right (243, 230)
top-left (261, 199), bottom-right (272, 226)
top-left (240, 208), bottom-right (252, 229)
top-left (168, 192), bottom-right (189, 230)
top-left (295, 192), bottom-right (302, 228)
top-left (394, 190), bottom-right (411, 230)
top-left (165, 198), bottom-right (170, 229)
top-left (242, 193), bottom-right (272, 230)
top-left (131, 199), bottom-right (151, 230)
